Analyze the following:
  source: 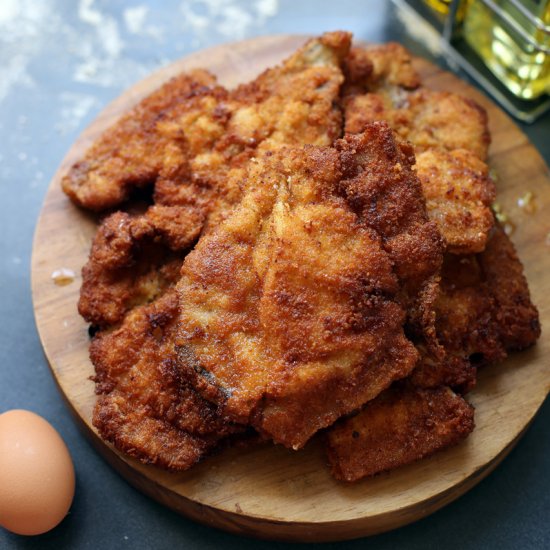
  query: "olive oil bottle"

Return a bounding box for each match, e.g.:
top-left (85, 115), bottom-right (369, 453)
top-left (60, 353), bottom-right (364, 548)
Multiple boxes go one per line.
top-left (463, 0), bottom-right (550, 100)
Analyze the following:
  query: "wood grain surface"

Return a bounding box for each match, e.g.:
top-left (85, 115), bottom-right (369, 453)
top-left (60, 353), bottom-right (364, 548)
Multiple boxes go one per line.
top-left (31, 35), bottom-right (550, 542)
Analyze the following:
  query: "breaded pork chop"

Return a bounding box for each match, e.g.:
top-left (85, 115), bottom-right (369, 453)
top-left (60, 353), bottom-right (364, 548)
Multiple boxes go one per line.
top-left (154, 30), bottom-right (352, 229)
top-left (175, 124), bottom-right (442, 450)
top-left (344, 89), bottom-right (494, 256)
top-left (416, 149), bottom-right (496, 254)
top-left (325, 385), bottom-right (475, 481)
top-left (92, 289), bottom-right (243, 470)
top-left (79, 207), bottom-right (204, 327)
top-left (63, 32), bottom-right (351, 216)
top-left (62, 70), bottom-right (218, 211)
top-left (409, 223), bottom-right (540, 390)
top-left (439, 225), bottom-right (539, 360)
top-left (77, 32), bottom-right (352, 327)
top-left (336, 123), bottom-right (444, 348)
top-left (344, 88), bottom-right (491, 161)
top-left (324, 225), bottom-right (539, 482)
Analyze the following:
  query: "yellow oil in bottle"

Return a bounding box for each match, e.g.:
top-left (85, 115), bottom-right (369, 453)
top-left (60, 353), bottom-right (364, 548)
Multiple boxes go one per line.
top-left (424, 0), bottom-right (453, 14)
top-left (463, 0), bottom-right (550, 100)
top-left (424, 0), bottom-right (468, 19)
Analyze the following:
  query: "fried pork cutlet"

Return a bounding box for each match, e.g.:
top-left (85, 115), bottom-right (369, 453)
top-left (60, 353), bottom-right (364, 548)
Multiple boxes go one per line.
top-left (175, 123), bottom-right (442, 450)
top-left (342, 43), bottom-right (421, 98)
top-left (343, 46), bottom-right (495, 255)
top-left (336, 122), bottom-right (443, 347)
top-left (415, 149), bottom-right (496, 254)
top-left (326, 224), bottom-right (540, 482)
top-left (63, 31), bottom-right (351, 217)
top-left (421, 224), bottom-right (540, 370)
top-left (344, 88), bottom-right (491, 161)
top-left (77, 32), bottom-right (352, 327)
top-left (408, 222), bottom-right (540, 391)
top-left (342, 43), bottom-right (495, 257)
top-left (92, 289), bottom-right (243, 470)
top-left (79, 207), bottom-right (204, 327)
top-left (61, 69), bottom-right (218, 211)
top-left (155, 30), bottom-right (352, 227)
top-left (326, 385), bottom-right (475, 482)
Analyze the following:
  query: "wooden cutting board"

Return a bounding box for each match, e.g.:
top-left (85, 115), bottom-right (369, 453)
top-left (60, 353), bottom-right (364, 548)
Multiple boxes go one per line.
top-left (31, 35), bottom-right (550, 542)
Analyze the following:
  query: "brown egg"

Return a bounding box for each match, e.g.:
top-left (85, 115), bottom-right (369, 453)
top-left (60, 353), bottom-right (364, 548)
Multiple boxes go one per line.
top-left (0, 409), bottom-right (75, 536)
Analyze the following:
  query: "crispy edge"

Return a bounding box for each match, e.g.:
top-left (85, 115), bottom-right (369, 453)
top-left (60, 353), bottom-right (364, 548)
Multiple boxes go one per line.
top-left (416, 148), bottom-right (496, 254)
top-left (480, 224), bottom-right (541, 351)
top-left (91, 290), bottom-right (243, 471)
top-left (411, 223), bottom-right (541, 389)
top-left (79, 206), bottom-right (204, 326)
top-left (344, 88), bottom-right (491, 161)
top-left (175, 132), bottom-right (423, 448)
top-left (325, 385), bottom-right (475, 482)
top-left (62, 69), bottom-right (218, 211)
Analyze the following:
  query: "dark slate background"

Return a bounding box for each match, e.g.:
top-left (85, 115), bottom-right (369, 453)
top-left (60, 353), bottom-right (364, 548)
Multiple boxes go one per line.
top-left (0, 1), bottom-right (548, 548)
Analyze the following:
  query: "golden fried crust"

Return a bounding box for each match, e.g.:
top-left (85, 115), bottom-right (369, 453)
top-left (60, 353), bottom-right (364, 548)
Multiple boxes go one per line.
top-left (478, 224), bottom-right (540, 351)
top-left (336, 125), bottom-right (444, 343)
top-left (343, 43), bottom-right (421, 94)
top-left (175, 125), bottom-right (441, 449)
top-left (343, 61), bottom-right (493, 257)
top-left (92, 290), bottom-right (242, 471)
top-left (412, 348), bottom-right (477, 394)
top-left (416, 149), bottom-right (496, 254)
top-left (62, 70), bottom-right (218, 211)
top-left (411, 251), bottom-right (501, 390)
top-left (194, 31), bottom-right (350, 224)
top-left (234, 31), bottom-right (351, 104)
top-left (435, 253), bottom-right (504, 364)
top-left (411, 224), bottom-right (540, 389)
top-left (325, 386), bottom-right (475, 482)
top-left (79, 252), bottom-right (182, 328)
top-left (189, 32), bottom-right (351, 208)
top-left (345, 88), bottom-right (491, 161)
top-left (410, 257), bottom-right (494, 392)
top-left (79, 207), bottom-right (204, 326)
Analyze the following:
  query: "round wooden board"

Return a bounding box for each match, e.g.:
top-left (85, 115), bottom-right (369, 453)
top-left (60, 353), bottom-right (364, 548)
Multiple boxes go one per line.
top-left (32, 35), bottom-right (550, 542)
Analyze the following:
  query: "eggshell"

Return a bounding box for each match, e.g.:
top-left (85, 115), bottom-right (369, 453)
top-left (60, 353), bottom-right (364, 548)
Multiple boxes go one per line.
top-left (0, 409), bottom-right (75, 536)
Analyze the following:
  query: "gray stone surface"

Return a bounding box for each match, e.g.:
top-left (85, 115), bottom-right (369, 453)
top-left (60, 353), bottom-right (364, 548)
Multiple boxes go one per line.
top-left (0, 1), bottom-right (548, 548)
